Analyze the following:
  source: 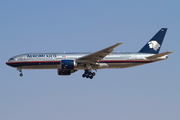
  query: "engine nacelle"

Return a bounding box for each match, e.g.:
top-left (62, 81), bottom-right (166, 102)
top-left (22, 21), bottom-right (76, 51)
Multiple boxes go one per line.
top-left (58, 60), bottom-right (77, 75)
top-left (57, 69), bottom-right (77, 75)
top-left (61, 60), bottom-right (77, 70)
top-left (57, 69), bottom-right (71, 75)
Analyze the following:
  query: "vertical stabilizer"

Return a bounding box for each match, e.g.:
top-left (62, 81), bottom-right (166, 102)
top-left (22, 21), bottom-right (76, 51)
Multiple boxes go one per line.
top-left (139, 28), bottom-right (167, 54)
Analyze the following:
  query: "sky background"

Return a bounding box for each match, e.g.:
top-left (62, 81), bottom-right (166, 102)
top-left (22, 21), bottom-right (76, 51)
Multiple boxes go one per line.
top-left (0, 0), bottom-right (180, 120)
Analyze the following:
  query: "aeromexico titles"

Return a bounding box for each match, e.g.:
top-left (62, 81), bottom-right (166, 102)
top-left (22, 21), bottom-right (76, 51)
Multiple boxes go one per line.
top-left (6, 28), bottom-right (173, 79)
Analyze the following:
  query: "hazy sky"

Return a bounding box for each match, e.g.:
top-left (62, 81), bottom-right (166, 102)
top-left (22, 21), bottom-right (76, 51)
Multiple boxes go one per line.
top-left (0, 0), bottom-right (180, 120)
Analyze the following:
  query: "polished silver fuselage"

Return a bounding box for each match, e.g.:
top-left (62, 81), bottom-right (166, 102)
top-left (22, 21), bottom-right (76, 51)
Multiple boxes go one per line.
top-left (6, 52), bottom-right (167, 70)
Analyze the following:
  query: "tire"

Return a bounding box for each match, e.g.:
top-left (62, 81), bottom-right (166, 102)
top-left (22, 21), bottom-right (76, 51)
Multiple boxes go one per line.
top-left (20, 73), bottom-right (23, 77)
top-left (82, 74), bottom-right (86, 77)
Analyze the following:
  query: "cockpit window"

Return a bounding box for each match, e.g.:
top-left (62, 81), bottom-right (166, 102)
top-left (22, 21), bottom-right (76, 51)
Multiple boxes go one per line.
top-left (9, 58), bottom-right (14, 61)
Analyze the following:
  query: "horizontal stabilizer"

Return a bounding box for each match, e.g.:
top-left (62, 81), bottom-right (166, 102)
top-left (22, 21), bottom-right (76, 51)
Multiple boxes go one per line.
top-left (146, 51), bottom-right (173, 59)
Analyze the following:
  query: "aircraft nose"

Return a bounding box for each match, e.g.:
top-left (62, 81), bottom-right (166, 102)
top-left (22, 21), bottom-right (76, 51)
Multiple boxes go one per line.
top-left (6, 61), bottom-right (16, 67)
top-left (6, 62), bottom-right (11, 66)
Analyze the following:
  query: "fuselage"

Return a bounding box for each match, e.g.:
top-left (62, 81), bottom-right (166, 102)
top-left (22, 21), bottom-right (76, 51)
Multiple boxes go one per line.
top-left (5, 28), bottom-right (172, 79)
top-left (6, 52), bottom-right (167, 70)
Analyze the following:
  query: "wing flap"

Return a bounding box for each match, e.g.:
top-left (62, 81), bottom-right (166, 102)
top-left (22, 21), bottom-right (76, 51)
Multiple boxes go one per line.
top-left (146, 51), bottom-right (173, 59)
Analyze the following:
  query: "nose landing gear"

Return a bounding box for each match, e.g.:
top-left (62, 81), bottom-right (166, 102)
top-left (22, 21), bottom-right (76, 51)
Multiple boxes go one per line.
top-left (20, 73), bottom-right (23, 77)
top-left (17, 68), bottom-right (23, 77)
top-left (82, 70), bottom-right (96, 79)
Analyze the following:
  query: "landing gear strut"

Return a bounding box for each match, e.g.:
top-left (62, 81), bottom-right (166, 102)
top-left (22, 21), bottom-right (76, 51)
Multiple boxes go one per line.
top-left (17, 68), bottom-right (23, 77)
top-left (82, 69), bottom-right (96, 79)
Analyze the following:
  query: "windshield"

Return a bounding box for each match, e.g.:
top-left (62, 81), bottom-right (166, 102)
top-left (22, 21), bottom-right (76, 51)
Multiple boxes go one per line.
top-left (8, 58), bottom-right (14, 61)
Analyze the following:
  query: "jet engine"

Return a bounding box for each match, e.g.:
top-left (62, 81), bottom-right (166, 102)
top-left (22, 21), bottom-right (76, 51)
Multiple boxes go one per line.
top-left (57, 60), bottom-right (77, 75)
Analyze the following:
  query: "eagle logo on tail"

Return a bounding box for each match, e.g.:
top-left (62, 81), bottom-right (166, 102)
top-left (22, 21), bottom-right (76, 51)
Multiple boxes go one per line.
top-left (148, 41), bottom-right (160, 51)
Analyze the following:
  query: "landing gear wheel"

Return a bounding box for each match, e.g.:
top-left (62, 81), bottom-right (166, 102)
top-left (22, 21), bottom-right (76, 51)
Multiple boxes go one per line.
top-left (82, 69), bottom-right (96, 79)
top-left (82, 74), bottom-right (86, 78)
top-left (20, 73), bottom-right (23, 77)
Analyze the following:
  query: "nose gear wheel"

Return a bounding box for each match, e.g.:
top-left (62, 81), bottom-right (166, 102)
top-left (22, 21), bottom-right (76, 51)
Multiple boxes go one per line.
top-left (17, 68), bottom-right (23, 77)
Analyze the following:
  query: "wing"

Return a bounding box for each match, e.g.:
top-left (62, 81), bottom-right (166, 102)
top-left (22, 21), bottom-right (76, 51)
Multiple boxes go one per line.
top-left (76, 43), bottom-right (122, 64)
top-left (146, 51), bottom-right (173, 59)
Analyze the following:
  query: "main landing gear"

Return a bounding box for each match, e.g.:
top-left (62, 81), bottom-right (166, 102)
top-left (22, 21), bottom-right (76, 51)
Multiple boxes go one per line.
top-left (82, 70), bottom-right (96, 79)
top-left (17, 68), bottom-right (23, 77)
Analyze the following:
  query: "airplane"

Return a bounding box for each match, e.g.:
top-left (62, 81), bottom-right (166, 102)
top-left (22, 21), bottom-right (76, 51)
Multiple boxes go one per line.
top-left (6, 28), bottom-right (173, 79)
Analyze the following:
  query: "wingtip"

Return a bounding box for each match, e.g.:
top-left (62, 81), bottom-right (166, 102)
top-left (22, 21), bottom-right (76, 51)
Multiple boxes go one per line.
top-left (116, 42), bottom-right (123, 45)
top-left (168, 51), bottom-right (173, 53)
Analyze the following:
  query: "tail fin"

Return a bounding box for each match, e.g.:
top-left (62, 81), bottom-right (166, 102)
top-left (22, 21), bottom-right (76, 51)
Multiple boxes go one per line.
top-left (139, 28), bottom-right (167, 54)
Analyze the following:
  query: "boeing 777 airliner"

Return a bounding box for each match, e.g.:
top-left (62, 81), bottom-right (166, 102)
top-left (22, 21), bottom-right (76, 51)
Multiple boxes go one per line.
top-left (6, 28), bottom-right (173, 79)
